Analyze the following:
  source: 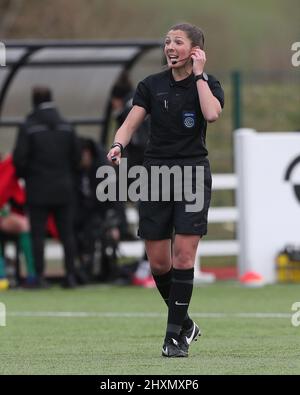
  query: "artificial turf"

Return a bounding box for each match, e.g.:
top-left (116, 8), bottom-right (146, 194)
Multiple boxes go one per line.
top-left (0, 282), bottom-right (299, 375)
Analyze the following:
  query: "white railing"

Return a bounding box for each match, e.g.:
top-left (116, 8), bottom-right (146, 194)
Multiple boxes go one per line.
top-left (5, 173), bottom-right (239, 283)
top-left (202, 173), bottom-right (239, 257)
top-left (120, 173), bottom-right (239, 283)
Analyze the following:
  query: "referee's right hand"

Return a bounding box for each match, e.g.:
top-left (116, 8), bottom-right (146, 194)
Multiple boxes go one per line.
top-left (107, 146), bottom-right (121, 165)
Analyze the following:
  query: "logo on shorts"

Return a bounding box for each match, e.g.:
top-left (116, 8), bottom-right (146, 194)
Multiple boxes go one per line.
top-left (183, 111), bottom-right (195, 128)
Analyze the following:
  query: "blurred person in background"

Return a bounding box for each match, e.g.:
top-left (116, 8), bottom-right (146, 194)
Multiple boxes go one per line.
top-left (13, 86), bottom-right (81, 288)
top-left (74, 137), bottom-right (121, 283)
top-left (0, 154), bottom-right (36, 289)
top-left (110, 72), bottom-right (154, 288)
top-left (0, 204), bottom-right (36, 290)
top-left (110, 71), bottom-right (138, 241)
top-left (111, 71), bottom-right (149, 169)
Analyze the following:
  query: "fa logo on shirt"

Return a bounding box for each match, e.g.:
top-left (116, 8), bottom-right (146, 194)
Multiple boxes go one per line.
top-left (183, 111), bottom-right (196, 128)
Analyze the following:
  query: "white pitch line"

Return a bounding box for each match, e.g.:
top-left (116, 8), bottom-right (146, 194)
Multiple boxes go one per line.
top-left (7, 312), bottom-right (292, 318)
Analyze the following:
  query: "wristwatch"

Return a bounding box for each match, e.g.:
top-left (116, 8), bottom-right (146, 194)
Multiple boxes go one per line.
top-left (194, 72), bottom-right (208, 82)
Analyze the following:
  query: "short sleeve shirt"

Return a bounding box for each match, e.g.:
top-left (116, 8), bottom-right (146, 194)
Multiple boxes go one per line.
top-left (133, 69), bottom-right (224, 159)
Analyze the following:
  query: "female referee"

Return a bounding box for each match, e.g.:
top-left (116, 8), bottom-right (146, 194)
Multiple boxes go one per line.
top-left (107, 23), bottom-right (224, 357)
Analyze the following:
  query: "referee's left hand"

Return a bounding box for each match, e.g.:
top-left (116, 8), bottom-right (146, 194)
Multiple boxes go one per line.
top-left (191, 48), bottom-right (206, 75)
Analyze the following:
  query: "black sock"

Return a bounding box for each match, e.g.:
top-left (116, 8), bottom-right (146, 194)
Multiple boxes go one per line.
top-left (153, 269), bottom-right (193, 329)
top-left (165, 268), bottom-right (194, 341)
top-left (152, 268), bottom-right (173, 306)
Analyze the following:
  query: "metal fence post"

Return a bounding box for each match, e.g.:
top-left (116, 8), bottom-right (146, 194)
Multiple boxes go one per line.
top-left (232, 70), bottom-right (242, 130)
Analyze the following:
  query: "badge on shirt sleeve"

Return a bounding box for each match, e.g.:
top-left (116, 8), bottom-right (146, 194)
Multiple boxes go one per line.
top-left (182, 111), bottom-right (196, 128)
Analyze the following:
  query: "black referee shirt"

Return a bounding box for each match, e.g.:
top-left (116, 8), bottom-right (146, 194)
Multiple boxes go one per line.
top-left (133, 69), bottom-right (224, 159)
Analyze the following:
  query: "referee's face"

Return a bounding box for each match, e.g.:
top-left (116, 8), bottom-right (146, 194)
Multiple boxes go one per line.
top-left (164, 30), bottom-right (192, 68)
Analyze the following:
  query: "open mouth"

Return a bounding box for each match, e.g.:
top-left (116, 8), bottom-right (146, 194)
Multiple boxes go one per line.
top-left (168, 54), bottom-right (179, 62)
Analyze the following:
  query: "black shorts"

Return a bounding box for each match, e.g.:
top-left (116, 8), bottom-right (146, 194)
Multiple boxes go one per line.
top-left (138, 157), bottom-right (212, 240)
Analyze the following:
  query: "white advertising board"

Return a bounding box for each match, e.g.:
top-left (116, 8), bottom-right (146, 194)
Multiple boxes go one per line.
top-left (234, 129), bottom-right (300, 283)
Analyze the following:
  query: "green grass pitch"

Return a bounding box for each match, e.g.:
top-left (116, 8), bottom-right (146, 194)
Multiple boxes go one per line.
top-left (0, 282), bottom-right (299, 375)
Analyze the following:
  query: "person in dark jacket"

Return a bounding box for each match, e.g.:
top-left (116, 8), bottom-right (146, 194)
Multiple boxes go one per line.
top-left (13, 86), bottom-right (81, 288)
top-left (74, 138), bottom-right (122, 282)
